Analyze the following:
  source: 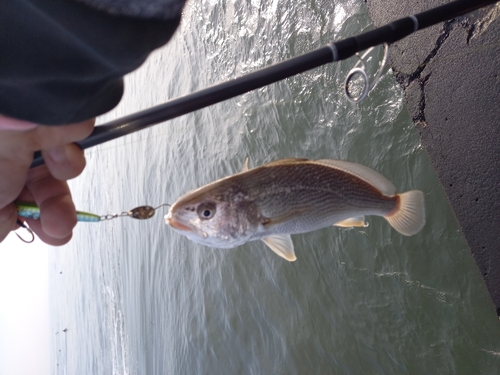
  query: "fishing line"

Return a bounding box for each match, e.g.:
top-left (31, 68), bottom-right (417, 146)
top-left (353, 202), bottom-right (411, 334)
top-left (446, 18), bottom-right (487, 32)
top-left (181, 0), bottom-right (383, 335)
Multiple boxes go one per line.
top-left (98, 203), bottom-right (171, 221)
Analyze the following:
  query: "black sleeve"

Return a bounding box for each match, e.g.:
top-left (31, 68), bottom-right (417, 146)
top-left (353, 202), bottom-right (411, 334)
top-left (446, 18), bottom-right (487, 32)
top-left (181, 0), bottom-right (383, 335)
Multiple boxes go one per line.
top-left (0, 0), bottom-right (182, 125)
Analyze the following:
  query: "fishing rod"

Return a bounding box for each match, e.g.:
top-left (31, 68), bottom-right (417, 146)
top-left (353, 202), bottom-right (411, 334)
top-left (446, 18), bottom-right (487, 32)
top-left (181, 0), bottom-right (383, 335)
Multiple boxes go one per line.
top-left (30, 0), bottom-right (498, 168)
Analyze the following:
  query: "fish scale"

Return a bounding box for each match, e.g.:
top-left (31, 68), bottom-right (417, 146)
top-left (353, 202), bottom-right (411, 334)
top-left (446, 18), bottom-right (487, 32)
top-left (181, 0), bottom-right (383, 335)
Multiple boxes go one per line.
top-left (244, 163), bottom-right (396, 228)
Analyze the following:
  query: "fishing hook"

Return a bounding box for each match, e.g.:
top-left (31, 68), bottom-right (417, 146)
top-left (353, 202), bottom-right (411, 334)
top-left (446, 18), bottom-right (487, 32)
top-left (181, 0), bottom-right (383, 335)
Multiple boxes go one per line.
top-left (344, 43), bottom-right (390, 103)
top-left (15, 219), bottom-right (35, 243)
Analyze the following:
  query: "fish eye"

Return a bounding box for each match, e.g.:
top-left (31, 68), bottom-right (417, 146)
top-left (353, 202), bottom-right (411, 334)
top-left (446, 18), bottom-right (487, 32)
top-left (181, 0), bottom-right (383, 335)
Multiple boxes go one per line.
top-left (197, 202), bottom-right (216, 220)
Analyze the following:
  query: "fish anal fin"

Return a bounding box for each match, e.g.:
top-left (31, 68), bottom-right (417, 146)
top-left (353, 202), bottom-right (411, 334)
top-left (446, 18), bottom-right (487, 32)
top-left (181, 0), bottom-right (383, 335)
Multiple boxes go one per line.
top-left (334, 216), bottom-right (367, 228)
top-left (262, 234), bottom-right (296, 262)
top-left (385, 191), bottom-right (425, 236)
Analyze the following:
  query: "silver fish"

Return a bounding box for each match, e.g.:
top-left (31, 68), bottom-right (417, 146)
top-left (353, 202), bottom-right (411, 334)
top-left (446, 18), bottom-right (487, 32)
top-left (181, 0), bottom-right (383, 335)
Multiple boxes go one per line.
top-left (165, 158), bottom-right (425, 261)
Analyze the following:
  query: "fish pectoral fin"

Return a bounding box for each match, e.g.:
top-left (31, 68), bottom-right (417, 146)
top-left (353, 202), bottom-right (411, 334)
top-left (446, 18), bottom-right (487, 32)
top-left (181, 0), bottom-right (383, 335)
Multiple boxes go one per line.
top-left (334, 216), bottom-right (367, 228)
top-left (262, 234), bottom-right (296, 262)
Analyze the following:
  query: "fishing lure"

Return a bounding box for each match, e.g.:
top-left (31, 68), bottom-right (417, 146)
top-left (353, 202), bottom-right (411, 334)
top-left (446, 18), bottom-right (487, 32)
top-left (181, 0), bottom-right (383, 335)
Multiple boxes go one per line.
top-left (14, 201), bottom-right (170, 243)
top-left (16, 201), bottom-right (101, 222)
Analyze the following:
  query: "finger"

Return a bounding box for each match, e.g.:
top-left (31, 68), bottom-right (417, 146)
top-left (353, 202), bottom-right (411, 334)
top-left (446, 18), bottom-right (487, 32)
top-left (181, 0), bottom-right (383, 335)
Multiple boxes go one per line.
top-left (32, 118), bottom-right (95, 150)
top-left (0, 204), bottom-right (17, 243)
top-left (24, 218), bottom-right (73, 246)
top-left (0, 156), bottom-right (29, 209)
top-left (0, 118), bottom-right (94, 209)
top-left (25, 166), bottom-right (77, 239)
top-left (15, 186), bottom-right (71, 246)
top-left (42, 143), bottom-right (86, 180)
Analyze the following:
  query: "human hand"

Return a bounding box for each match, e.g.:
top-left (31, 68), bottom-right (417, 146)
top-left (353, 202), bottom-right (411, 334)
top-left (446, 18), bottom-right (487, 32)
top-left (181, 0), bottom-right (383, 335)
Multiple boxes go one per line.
top-left (0, 115), bottom-right (95, 245)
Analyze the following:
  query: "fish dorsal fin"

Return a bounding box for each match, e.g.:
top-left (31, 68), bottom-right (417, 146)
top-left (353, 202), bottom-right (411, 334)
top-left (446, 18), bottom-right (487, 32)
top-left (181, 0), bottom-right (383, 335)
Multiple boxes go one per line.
top-left (262, 234), bottom-right (296, 262)
top-left (313, 159), bottom-right (397, 196)
top-left (334, 216), bottom-right (367, 227)
top-left (263, 158), bottom-right (309, 168)
top-left (241, 157), bottom-right (249, 172)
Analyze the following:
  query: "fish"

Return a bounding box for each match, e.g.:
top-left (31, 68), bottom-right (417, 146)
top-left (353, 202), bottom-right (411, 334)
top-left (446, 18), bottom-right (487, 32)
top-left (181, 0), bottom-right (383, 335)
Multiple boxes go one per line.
top-left (165, 158), bottom-right (425, 261)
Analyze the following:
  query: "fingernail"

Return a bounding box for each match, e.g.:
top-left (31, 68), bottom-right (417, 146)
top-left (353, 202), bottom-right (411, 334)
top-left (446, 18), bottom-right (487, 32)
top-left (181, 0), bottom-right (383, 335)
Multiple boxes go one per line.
top-left (47, 147), bottom-right (67, 163)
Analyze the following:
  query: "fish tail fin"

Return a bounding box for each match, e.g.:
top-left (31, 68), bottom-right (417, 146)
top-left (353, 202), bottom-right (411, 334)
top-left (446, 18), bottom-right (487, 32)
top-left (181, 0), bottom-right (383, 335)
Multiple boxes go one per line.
top-left (384, 191), bottom-right (425, 236)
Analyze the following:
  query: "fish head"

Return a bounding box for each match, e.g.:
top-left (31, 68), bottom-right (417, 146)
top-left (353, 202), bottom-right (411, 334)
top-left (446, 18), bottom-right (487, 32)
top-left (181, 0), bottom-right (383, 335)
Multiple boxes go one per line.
top-left (165, 181), bottom-right (259, 248)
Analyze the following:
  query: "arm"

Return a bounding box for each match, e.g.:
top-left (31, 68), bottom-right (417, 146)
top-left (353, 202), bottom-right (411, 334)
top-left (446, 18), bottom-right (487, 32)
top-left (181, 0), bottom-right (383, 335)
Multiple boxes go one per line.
top-left (0, 0), bottom-right (182, 125)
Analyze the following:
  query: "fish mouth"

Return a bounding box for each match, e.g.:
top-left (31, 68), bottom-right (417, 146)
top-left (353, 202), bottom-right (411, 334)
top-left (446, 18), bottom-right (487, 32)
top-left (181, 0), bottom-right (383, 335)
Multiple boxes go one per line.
top-left (165, 216), bottom-right (192, 232)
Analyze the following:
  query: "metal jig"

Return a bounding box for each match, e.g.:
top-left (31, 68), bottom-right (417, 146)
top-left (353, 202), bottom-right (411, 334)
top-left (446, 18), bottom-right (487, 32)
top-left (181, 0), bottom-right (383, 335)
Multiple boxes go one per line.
top-left (344, 43), bottom-right (390, 103)
top-left (15, 219), bottom-right (35, 243)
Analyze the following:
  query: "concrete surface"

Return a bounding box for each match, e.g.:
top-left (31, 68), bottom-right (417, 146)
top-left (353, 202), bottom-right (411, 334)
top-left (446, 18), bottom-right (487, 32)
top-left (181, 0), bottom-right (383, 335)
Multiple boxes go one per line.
top-left (366, 0), bottom-right (500, 316)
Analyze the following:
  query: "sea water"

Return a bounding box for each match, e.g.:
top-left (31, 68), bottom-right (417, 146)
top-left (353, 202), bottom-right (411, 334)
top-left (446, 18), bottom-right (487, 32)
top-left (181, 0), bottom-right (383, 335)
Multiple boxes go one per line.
top-left (50, 0), bottom-right (500, 374)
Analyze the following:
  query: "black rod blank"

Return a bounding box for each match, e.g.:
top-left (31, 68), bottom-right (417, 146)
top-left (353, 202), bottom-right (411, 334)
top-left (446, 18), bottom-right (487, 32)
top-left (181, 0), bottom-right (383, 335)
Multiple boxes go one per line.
top-left (31, 0), bottom-right (498, 168)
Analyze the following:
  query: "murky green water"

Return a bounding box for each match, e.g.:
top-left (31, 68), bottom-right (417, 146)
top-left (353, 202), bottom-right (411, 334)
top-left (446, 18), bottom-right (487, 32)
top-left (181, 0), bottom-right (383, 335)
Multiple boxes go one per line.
top-left (50, 0), bottom-right (500, 373)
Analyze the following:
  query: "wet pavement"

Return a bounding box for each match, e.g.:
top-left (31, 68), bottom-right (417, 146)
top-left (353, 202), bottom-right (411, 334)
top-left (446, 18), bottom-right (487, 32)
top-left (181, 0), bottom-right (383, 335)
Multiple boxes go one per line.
top-left (367, 0), bottom-right (500, 316)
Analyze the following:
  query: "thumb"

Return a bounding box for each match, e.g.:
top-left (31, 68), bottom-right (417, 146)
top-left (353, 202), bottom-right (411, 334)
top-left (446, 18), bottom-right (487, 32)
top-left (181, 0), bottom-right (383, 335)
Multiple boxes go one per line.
top-left (42, 143), bottom-right (87, 181)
